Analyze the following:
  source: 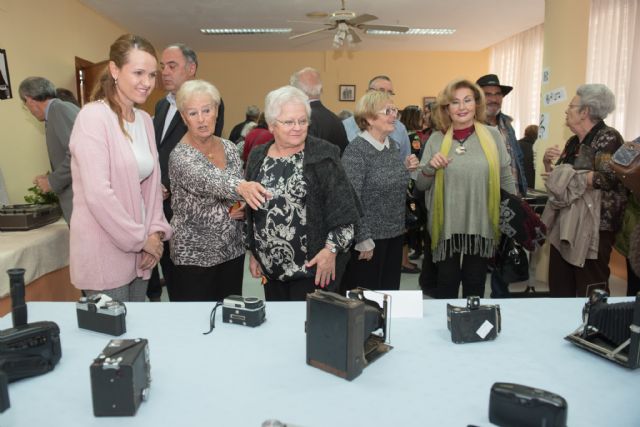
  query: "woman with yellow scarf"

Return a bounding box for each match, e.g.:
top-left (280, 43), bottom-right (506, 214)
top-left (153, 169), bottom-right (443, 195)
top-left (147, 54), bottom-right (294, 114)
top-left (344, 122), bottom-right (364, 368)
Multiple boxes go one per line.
top-left (416, 79), bottom-right (516, 298)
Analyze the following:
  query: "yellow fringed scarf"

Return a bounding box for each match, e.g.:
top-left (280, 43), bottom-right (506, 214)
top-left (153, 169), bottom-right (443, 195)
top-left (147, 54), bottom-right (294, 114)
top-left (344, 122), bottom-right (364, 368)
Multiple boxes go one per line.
top-left (431, 122), bottom-right (501, 250)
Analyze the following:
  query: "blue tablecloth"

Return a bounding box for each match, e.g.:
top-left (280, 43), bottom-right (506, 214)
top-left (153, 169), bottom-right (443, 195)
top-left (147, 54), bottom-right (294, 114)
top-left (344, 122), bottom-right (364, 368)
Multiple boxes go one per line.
top-left (0, 298), bottom-right (637, 426)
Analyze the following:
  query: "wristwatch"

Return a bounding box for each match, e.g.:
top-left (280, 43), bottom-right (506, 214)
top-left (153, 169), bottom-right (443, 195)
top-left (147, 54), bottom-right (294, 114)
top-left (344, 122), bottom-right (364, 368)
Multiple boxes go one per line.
top-left (325, 243), bottom-right (337, 254)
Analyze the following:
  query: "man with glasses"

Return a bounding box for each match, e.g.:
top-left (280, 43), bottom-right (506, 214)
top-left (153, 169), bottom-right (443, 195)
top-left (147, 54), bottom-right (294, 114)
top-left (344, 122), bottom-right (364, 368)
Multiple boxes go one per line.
top-left (342, 75), bottom-right (411, 159)
top-left (476, 74), bottom-right (528, 299)
top-left (18, 76), bottom-right (79, 224)
top-left (290, 67), bottom-right (349, 155)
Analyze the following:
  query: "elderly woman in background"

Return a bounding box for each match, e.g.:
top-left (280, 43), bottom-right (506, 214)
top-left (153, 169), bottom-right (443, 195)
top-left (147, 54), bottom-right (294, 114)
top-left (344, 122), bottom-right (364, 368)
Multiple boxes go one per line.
top-left (341, 91), bottom-right (420, 292)
top-left (245, 86), bottom-right (360, 301)
top-left (416, 79), bottom-right (516, 299)
top-left (69, 34), bottom-right (171, 301)
top-left (542, 84), bottom-right (626, 297)
top-left (169, 80), bottom-right (269, 301)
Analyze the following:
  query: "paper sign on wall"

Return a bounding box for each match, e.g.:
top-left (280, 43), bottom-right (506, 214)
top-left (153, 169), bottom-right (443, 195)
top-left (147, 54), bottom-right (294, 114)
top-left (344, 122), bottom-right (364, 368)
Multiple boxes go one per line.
top-left (538, 113), bottom-right (550, 140)
top-left (543, 87), bottom-right (567, 106)
top-left (542, 67), bottom-right (550, 85)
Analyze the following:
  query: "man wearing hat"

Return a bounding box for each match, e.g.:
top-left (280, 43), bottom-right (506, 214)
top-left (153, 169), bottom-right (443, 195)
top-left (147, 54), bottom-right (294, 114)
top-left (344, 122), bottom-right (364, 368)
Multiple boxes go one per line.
top-left (477, 74), bottom-right (528, 299)
top-left (476, 74), bottom-right (527, 196)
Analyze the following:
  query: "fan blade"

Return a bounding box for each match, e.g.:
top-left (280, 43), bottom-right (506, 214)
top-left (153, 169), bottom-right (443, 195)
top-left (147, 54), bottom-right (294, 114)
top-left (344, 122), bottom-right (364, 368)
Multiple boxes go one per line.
top-left (287, 19), bottom-right (326, 25)
top-left (347, 13), bottom-right (377, 26)
top-left (358, 24), bottom-right (409, 33)
top-left (289, 26), bottom-right (333, 40)
top-left (348, 28), bottom-right (361, 43)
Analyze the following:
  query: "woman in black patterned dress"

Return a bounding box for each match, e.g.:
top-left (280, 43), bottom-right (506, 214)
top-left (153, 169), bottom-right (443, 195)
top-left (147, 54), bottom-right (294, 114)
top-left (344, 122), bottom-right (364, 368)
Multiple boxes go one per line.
top-left (169, 80), bottom-right (269, 301)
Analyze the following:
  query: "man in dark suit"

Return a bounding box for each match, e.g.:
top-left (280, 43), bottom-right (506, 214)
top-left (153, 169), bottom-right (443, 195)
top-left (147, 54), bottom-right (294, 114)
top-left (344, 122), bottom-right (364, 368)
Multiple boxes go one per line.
top-left (228, 105), bottom-right (259, 143)
top-left (19, 77), bottom-right (79, 224)
top-left (290, 67), bottom-right (348, 154)
top-left (150, 43), bottom-right (225, 301)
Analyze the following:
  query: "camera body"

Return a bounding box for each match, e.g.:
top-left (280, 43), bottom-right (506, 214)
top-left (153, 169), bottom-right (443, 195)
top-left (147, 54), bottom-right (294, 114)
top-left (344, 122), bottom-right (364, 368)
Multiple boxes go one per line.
top-left (222, 295), bottom-right (266, 327)
top-left (447, 296), bottom-right (501, 344)
top-left (77, 294), bottom-right (126, 336)
top-left (90, 338), bottom-right (150, 416)
top-left (489, 382), bottom-right (568, 427)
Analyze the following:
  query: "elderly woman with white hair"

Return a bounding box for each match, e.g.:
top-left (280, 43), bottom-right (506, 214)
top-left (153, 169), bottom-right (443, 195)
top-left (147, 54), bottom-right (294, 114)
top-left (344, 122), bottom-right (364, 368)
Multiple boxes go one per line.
top-left (245, 85), bottom-right (360, 301)
top-left (168, 79), bottom-right (269, 301)
top-left (542, 83), bottom-right (626, 297)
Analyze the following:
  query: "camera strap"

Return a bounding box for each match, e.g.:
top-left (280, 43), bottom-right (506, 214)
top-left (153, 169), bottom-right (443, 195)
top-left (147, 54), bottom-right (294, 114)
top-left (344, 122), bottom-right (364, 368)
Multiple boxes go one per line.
top-left (202, 301), bottom-right (223, 335)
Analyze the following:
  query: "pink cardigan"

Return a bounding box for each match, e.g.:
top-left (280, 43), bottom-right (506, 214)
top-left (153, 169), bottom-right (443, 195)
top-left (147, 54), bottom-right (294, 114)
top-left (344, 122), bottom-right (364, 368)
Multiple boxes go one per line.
top-left (69, 101), bottom-right (172, 290)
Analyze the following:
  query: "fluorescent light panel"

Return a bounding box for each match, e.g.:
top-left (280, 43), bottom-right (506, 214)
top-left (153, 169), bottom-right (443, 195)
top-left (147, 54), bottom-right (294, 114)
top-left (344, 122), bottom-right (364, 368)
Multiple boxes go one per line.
top-left (201, 28), bottom-right (292, 34)
top-left (366, 28), bottom-right (456, 35)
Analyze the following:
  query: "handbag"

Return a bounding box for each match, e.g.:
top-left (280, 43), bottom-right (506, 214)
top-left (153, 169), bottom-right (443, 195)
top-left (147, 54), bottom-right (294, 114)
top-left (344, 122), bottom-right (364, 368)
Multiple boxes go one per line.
top-left (611, 138), bottom-right (640, 195)
top-left (495, 236), bottom-right (529, 284)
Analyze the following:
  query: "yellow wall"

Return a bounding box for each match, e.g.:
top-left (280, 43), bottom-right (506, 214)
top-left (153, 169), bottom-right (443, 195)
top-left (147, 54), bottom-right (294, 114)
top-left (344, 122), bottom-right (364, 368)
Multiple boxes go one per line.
top-left (0, 0), bottom-right (125, 203)
top-left (535, 0), bottom-right (590, 188)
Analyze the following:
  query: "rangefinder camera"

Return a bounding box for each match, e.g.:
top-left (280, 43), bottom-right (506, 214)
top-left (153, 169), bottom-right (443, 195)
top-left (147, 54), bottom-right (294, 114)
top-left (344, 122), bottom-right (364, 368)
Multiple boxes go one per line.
top-left (489, 382), bottom-right (568, 427)
top-left (90, 338), bottom-right (150, 416)
top-left (222, 295), bottom-right (266, 327)
top-left (77, 294), bottom-right (126, 336)
top-left (447, 296), bottom-right (501, 343)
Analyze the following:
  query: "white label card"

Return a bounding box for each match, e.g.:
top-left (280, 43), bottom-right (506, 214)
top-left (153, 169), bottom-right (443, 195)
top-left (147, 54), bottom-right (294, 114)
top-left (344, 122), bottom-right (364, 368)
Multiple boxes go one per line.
top-left (476, 320), bottom-right (494, 339)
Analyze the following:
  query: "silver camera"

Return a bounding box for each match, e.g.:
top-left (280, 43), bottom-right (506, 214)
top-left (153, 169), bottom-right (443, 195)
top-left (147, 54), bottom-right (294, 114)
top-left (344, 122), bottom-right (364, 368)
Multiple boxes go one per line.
top-left (77, 294), bottom-right (126, 336)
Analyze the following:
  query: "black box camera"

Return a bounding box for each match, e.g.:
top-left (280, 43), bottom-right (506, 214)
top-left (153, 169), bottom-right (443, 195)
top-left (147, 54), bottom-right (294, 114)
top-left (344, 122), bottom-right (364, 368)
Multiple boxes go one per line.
top-left (90, 338), bottom-right (150, 416)
top-left (447, 296), bottom-right (501, 343)
top-left (565, 290), bottom-right (640, 369)
top-left (489, 382), bottom-right (568, 427)
top-left (77, 294), bottom-right (126, 336)
top-left (305, 289), bottom-right (392, 381)
top-left (222, 295), bottom-right (266, 327)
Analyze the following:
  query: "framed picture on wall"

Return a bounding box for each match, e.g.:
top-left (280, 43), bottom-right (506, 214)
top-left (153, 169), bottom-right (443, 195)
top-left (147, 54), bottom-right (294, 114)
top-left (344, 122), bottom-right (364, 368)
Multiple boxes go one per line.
top-left (422, 96), bottom-right (436, 109)
top-left (0, 48), bottom-right (12, 100)
top-left (339, 84), bottom-right (356, 102)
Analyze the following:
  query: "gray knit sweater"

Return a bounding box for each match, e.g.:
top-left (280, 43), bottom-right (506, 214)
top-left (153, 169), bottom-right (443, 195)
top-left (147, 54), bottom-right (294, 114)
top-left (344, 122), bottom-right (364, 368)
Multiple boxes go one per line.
top-left (342, 133), bottom-right (409, 243)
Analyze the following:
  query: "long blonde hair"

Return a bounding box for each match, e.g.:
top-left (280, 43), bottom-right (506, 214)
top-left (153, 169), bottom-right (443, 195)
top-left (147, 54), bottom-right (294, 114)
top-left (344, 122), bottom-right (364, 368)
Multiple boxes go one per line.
top-left (432, 79), bottom-right (486, 132)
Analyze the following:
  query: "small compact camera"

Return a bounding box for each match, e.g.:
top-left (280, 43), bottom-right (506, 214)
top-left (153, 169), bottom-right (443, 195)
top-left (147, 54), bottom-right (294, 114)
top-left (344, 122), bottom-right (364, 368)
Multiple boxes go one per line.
top-left (447, 296), bottom-right (501, 344)
top-left (222, 295), bottom-right (266, 327)
top-left (77, 294), bottom-right (126, 336)
top-left (489, 382), bottom-right (568, 427)
top-left (90, 338), bottom-right (150, 417)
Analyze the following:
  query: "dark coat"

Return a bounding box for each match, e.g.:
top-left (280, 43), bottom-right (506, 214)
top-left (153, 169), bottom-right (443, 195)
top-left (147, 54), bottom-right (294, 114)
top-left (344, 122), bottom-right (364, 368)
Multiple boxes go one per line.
top-left (308, 100), bottom-right (349, 155)
top-left (245, 135), bottom-right (361, 281)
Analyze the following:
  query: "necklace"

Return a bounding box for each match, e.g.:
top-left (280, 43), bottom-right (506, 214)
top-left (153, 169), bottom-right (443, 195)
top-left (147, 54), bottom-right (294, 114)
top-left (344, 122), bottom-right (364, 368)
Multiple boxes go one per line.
top-left (452, 125), bottom-right (475, 155)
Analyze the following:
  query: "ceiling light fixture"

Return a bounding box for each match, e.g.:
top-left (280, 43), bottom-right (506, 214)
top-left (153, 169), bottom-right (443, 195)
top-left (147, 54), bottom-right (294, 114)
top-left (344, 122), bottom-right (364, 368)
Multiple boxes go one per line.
top-left (200, 28), bottom-right (292, 35)
top-left (332, 22), bottom-right (354, 48)
top-left (366, 28), bottom-right (456, 35)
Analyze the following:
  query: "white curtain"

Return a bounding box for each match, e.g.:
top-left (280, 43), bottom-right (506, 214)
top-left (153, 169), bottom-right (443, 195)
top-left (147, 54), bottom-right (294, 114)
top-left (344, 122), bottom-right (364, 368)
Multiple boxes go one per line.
top-left (489, 24), bottom-right (544, 139)
top-left (586, 0), bottom-right (639, 140)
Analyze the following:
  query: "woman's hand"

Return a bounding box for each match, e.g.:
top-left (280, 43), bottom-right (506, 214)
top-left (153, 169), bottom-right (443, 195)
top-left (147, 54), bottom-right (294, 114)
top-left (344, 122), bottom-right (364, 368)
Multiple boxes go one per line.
top-left (306, 248), bottom-right (336, 288)
top-left (143, 233), bottom-right (163, 260)
top-left (140, 251), bottom-right (158, 270)
top-left (249, 253), bottom-right (263, 279)
top-left (237, 180), bottom-right (272, 210)
top-left (229, 201), bottom-right (246, 220)
top-left (161, 184), bottom-right (170, 200)
top-left (429, 153), bottom-right (452, 170)
top-left (404, 154), bottom-right (420, 171)
top-left (358, 249), bottom-right (374, 261)
top-left (543, 145), bottom-right (562, 172)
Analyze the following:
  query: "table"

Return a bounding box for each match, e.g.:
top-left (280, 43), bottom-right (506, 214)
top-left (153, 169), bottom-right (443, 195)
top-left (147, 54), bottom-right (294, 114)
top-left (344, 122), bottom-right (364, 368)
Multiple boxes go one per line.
top-left (0, 298), bottom-right (637, 426)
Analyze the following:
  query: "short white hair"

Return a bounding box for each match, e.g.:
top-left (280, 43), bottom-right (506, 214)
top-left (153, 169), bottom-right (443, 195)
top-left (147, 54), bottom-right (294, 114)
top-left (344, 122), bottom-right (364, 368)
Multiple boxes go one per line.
top-left (264, 86), bottom-right (310, 125)
top-left (176, 79), bottom-right (220, 112)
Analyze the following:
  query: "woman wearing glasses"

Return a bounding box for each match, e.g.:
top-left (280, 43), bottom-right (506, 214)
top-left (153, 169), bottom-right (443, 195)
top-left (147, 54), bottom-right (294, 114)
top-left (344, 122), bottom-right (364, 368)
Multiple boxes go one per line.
top-left (416, 79), bottom-right (516, 298)
top-left (168, 80), bottom-right (268, 301)
top-left (341, 90), bottom-right (420, 292)
top-left (245, 85), bottom-right (360, 301)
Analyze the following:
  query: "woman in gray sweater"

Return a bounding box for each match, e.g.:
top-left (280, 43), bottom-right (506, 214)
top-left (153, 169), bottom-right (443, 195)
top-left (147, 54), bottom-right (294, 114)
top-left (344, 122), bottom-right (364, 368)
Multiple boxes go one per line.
top-left (416, 79), bottom-right (516, 298)
top-left (341, 90), bottom-right (419, 292)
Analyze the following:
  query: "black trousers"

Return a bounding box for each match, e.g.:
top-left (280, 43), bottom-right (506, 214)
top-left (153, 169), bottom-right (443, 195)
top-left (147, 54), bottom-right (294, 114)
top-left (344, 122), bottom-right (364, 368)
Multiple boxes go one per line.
top-left (147, 240), bottom-right (174, 299)
top-left (418, 231), bottom-right (438, 296)
top-left (341, 235), bottom-right (404, 293)
top-left (264, 276), bottom-right (319, 302)
top-left (434, 252), bottom-right (488, 299)
top-left (171, 254), bottom-right (245, 302)
top-left (548, 231), bottom-right (613, 297)
top-left (627, 258), bottom-right (640, 296)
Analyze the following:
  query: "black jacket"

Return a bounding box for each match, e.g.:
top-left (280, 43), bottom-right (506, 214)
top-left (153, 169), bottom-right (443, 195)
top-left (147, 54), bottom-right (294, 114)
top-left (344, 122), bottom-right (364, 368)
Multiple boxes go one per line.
top-left (245, 135), bottom-right (361, 281)
top-left (308, 100), bottom-right (349, 155)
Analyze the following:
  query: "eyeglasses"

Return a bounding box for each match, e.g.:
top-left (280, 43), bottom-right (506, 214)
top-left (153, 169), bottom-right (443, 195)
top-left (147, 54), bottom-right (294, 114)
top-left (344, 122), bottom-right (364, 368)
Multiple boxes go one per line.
top-left (377, 106), bottom-right (398, 116)
top-left (369, 87), bottom-right (396, 96)
top-left (275, 118), bottom-right (309, 128)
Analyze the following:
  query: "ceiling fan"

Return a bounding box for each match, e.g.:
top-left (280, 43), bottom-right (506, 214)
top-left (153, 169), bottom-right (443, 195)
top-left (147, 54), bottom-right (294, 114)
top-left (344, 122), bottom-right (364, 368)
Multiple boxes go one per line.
top-left (289, 0), bottom-right (409, 47)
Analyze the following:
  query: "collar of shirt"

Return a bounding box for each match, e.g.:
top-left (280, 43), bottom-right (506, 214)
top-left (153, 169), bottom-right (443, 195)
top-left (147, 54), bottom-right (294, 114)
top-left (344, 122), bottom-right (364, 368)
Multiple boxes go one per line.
top-left (166, 92), bottom-right (177, 108)
top-left (361, 130), bottom-right (390, 151)
top-left (44, 99), bottom-right (53, 121)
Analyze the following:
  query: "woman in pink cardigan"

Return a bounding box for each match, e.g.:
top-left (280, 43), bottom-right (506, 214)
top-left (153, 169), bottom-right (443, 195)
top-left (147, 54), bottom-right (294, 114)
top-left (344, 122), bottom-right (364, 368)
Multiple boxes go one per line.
top-left (69, 34), bottom-right (172, 301)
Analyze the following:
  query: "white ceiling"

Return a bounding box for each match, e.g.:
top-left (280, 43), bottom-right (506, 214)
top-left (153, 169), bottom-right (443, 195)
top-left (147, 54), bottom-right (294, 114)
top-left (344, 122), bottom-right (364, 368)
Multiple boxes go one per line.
top-left (81, 0), bottom-right (544, 52)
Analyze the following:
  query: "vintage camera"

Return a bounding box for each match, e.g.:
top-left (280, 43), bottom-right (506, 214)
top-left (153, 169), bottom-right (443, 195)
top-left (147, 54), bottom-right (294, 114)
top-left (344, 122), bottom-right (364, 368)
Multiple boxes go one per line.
top-left (447, 296), bottom-right (501, 344)
top-left (77, 294), bottom-right (126, 336)
top-left (306, 289), bottom-right (392, 381)
top-left (90, 338), bottom-right (150, 416)
top-left (565, 290), bottom-right (640, 369)
top-left (222, 295), bottom-right (266, 327)
top-left (0, 268), bottom-right (63, 412)
top-left (489, 382), bottom-right (568, 427)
